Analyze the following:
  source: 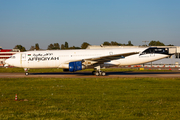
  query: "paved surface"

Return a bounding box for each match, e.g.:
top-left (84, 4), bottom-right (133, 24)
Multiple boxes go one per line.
top-left (1, 71), bottom-right (180, 78)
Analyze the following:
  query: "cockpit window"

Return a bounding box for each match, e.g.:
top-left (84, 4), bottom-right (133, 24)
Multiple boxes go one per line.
top-left (141, 48), bottom-right (168, 55)
top-left (10, 56), bottom-right (16, 59)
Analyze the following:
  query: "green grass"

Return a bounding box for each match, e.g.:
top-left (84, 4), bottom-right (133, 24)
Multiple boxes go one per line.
top-left (0, 78), bottom-right (180, 119)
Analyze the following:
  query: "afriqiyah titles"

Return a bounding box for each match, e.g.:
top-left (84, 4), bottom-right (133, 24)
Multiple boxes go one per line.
top-left (28, 53), bottom-right (59, 61)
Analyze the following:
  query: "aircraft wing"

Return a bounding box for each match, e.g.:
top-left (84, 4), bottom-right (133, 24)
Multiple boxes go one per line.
top-left (64, 51), bottom-right (139, 65)
top-left (85, 52), bottom-right (139, 64)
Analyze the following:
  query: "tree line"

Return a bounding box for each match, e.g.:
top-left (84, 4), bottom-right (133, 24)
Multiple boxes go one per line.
top-left (14, 40), bottom-right (174, 52)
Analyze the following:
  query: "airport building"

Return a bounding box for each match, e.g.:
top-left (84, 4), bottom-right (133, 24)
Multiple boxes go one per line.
top-left (0, 46), bottom-right (20, 66)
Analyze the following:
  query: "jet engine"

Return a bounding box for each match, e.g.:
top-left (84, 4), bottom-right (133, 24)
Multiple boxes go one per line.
top-left (69, 61), bottom-right (85, 72)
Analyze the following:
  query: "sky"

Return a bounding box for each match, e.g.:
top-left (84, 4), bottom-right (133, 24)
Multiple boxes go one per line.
top-left (0, 0), bottom-right (180, 49)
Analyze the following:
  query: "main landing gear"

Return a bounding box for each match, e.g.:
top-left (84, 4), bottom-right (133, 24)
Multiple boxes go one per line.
top-left (92, 65), bottom-right (106, 76)
top-left (92, 71), bottom-right (106, 76)
top-left (24, 68), bottom-right (29, 76)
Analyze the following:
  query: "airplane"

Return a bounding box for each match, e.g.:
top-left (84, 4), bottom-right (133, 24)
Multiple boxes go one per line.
top-left (5, 47), bottom-right (171, 76)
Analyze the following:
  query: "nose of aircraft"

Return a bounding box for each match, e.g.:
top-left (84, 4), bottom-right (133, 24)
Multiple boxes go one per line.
top-left (5, 58), bottom-right (13, 66)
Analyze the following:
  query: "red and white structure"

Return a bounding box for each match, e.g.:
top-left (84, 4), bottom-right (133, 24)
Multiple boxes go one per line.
top-left (0, 46), bottom-right (19, 66)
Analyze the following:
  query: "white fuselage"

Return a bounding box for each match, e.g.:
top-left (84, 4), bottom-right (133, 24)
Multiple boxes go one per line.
top-left (5, 48), bottom-right (169, 69)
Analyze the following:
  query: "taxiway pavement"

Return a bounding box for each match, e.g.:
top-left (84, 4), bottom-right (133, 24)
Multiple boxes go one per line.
top-left (0, 71), bottom-right (180, 78)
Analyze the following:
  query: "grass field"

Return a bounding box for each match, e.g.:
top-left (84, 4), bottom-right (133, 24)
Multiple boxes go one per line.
top-left (0, 77), bottom-right (180, 119)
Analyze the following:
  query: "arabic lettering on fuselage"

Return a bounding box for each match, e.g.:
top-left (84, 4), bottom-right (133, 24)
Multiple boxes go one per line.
top-left (28, 53), bottom-right (59, 61)
top-left (33, 53), bottom-right (53, 56)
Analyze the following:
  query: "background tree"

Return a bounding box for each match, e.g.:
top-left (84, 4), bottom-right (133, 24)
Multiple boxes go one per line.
top-left (29, 46), bottom-right (35, 50)
top-left (35, 43), bottom-right (40, 50)
top-left (81, 42), bottom-right (90, 49)
top-left (61, 44), bottom-right (65, 50)
top-left (54, 43), bottom-right (60, 49)
top-left (149, 41), bottom-right (165, 46)
top-left (127, 41), bottom-right (133, 46)
top-left (47, 44), bottom-right (54, 50)
top-left (47, 43), bottom-right (60, 50)
top-left (166, 44), bottom-right (174, 46)
top-left (103, 41), bottom-right (111, 45)
top-left (111, 41), bottom-right (119, 46)
top-left (65, 42), bottom-right (69, 49)
top-left (14, 45), bottom-right (26, 52)
top-left (69, 46), bottom-right (81, 49)
top-left (74, 46), bottom-right (81, 49)
top-left (102, 41), bottom-right (122, 46)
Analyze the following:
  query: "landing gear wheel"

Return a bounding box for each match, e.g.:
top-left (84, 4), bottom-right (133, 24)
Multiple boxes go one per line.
top-left (95, 72), bottom-right (100, 76)
top-left (101, 72), bottom-right (106, 76)
top-left (25, 72), bottom-right (29, 76)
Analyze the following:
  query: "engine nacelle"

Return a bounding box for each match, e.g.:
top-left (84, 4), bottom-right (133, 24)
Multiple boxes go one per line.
top-left (69, 61), bottom-right (85, 72)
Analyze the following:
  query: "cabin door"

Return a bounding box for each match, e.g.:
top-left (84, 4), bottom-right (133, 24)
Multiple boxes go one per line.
top-left (21, 53), bottom-right (26, 61)
top-left (20, 53), bottom-right (28, 67)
